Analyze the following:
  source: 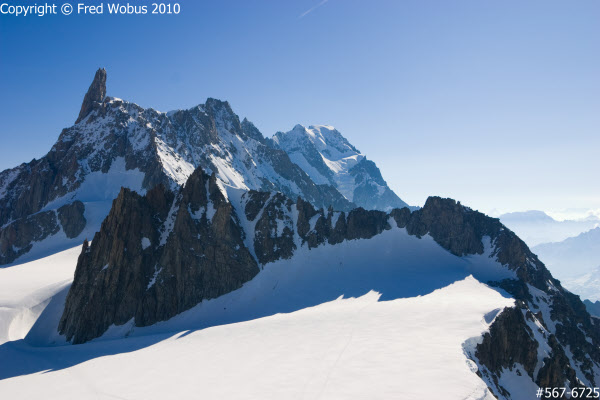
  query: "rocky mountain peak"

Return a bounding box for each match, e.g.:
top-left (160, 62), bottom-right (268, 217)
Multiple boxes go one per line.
top-left (76, 68), bottom-right (107, 124)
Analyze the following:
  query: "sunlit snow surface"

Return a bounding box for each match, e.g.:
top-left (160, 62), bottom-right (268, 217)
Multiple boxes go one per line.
top-left (0, 228), bottom-right (517, 399)
top-left (0, 247), bottom-right (80, 345)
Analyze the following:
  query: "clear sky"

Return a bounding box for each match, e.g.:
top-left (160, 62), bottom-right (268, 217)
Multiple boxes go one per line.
top-left (1, 0), bottom-right (599, 216)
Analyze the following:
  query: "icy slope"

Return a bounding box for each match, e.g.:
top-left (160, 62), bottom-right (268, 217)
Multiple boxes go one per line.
top-left (272, 124), bottom-right (410, 211)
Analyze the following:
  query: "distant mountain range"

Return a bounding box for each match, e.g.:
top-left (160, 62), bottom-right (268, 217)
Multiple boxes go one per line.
top-left (499, 210), bottom-right (599, 247)
top-left (501, 212), bottom-right (600, 302)
top-left (533, 227), bottom-right (600, 279)
top-left (531, 227), bottom-right (600, 302)
top-left (567, 266), bottom-right (600, 303)
top-left (585, 299), bottom-right (600, 318)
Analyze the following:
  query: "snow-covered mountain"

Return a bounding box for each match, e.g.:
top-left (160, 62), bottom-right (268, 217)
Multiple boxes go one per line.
top-left (0, 69), bottom-right (356, 266)
top-left (500, 210), bottom-right (599, 247)
top-left (272, 124), bottom-right (410, 211)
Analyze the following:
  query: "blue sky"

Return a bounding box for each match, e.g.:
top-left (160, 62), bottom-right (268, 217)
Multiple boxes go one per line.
top-left (1, 0), bottom-right (599, 215)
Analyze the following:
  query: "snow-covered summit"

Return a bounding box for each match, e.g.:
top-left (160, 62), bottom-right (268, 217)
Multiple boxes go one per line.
top-left (272, 124), bottom-right (410, 211)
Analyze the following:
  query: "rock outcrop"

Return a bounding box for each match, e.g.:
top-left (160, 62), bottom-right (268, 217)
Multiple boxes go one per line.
top-left (0, 200), bottom-right (85, 265)
top-left (0, 210), bottom-right (59, 265)
top-left (76, 68), bottom-right (107, 124)
top-left (57, 200), bottom-right (86, 238)
top-left (59, 169), bottom-right (259, 344)
top-left (475, 306), bottom-right (539, 391)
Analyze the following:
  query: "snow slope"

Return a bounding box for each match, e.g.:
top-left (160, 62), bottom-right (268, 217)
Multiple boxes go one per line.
top-left (0, 246), bottom-right (80, 345)
top-left (0, 228), bottom-right (520, 399)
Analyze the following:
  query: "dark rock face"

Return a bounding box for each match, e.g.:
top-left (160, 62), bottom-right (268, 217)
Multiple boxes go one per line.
top-left (0, 210), bottom-right (59, 265)
top-left (248, 195), bottom-right (391, 265)
top-left (475, 306), bottom-right (539, 380)
top-left (479, 315), bottom-right (600, 397)
top-left (59, 170), bottom-right (259, 344)
top-left (536, 335), bottom-right (579, 394)
top-left (57, 200), bottom-right (86, 239)
top-left (0, 200), bottom-right (85, 265)
top-left (59, 187), bottom-right (164, 343)
top-left (76, 68), bottom-right (107, 124)
top-left (252, 193), bottom-right (297, 264)
top-left (475, 305), bottom-right (585, 399)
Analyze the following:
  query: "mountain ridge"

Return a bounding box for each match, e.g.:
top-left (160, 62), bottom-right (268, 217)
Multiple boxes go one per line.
top-left (56, 163), bottom-right (600, 399)
top-left (500, 210), bottom-right (599, 246)
top-left (0, 69), bottom-right (408, 266)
